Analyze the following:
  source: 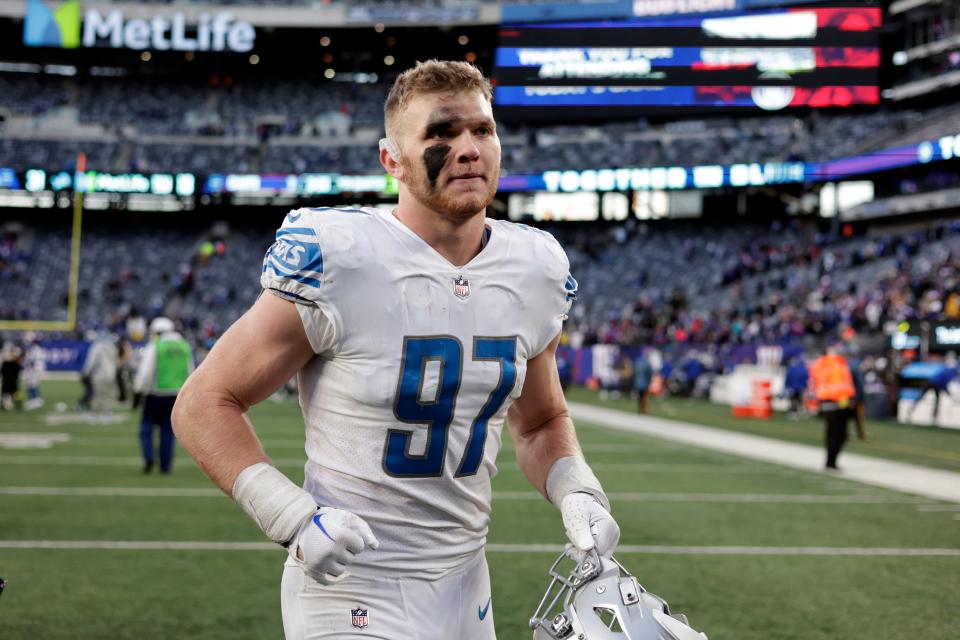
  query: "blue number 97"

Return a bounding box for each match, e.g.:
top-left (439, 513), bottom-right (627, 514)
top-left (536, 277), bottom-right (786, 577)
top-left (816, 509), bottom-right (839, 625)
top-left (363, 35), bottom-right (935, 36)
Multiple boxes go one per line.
top-left (383, 336), bottom-right (517, 478)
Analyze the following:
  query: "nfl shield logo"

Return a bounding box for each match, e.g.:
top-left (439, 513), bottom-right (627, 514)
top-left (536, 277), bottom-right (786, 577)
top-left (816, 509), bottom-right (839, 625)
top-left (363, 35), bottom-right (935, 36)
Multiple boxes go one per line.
top-left (351, 607), bottom-right (369, 630)
top-left (453, 275), bottom-right (471, 299)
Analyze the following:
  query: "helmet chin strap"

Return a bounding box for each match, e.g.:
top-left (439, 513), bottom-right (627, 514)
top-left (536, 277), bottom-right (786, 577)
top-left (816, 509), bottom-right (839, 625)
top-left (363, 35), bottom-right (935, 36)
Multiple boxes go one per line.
top-left (379, 137), bottom-right (402, 163)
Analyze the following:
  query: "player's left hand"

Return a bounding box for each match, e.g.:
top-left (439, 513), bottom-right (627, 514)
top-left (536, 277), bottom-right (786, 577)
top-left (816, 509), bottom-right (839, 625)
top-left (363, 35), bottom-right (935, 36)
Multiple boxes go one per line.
top-left (560, 492), bottom-right (620, 557)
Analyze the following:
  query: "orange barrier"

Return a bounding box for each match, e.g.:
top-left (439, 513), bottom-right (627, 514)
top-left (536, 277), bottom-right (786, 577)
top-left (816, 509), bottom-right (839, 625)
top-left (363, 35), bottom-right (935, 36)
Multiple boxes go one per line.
top-left (732, 379), bottom-right (773, 419)
top-left (649, 373), bottom-right (665, 396)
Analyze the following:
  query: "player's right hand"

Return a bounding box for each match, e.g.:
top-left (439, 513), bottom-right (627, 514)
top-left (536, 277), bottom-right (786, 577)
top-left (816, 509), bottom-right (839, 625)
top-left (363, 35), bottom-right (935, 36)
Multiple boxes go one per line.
top-left (289, 507), bottom-right (380, 585)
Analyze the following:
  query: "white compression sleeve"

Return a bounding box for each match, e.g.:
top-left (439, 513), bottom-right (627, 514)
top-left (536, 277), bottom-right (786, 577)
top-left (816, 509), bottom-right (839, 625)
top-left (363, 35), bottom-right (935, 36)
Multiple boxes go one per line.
top-left (232, 462), bottom-right (318, 546)
top-left (545, 455), bottom-right (611, 512)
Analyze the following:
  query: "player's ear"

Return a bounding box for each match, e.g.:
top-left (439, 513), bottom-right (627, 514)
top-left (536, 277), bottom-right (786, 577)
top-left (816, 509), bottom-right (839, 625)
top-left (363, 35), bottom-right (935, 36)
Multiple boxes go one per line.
top-left (379, 137), bottom-right (404, 180)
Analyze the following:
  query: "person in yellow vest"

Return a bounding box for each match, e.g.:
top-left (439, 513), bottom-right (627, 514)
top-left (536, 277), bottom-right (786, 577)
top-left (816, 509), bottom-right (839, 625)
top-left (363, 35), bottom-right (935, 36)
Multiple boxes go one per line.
top-left (134, 317), bottom-right (194, 474)
top-left (810, 341), bottom-right (857, 471)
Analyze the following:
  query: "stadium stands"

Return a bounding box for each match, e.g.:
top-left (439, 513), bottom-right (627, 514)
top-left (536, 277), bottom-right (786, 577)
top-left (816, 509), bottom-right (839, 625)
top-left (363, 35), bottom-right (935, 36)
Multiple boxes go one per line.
top-left (0, 221), bottom-right (72, 323)
top-left (557, 218), bottom-right (960, 351)
top-left (5, 73), bottom-right (960, 175)
top-left (5, 213), bottom-right (960, 379)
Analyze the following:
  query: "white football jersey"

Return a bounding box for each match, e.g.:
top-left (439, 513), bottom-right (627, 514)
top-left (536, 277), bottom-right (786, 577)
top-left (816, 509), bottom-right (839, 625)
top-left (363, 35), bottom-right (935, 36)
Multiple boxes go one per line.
top-left (260, 206), bottom-right (575, 578)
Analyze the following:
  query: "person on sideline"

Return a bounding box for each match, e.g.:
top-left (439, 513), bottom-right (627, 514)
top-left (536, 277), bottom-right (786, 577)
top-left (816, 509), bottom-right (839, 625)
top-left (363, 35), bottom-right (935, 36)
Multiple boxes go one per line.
top-left (82, 331), bottom-right (119, 423)
top-left (134, 317), bottom-right (193, 473)
top-left (633, 349), bottom-right (654, 414)
top-left (810, 342), bottom-right (856, 471)
top-left (906, 355), bottom-right (959, 426)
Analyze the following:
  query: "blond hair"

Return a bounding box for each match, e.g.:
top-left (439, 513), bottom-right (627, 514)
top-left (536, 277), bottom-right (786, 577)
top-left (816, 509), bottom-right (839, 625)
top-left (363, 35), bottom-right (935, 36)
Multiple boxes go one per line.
top-left (384, 60), bottom-right (492, 137)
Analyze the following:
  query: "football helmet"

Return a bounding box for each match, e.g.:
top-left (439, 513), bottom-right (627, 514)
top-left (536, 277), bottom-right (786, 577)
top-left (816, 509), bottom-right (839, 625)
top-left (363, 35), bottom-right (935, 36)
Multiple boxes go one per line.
top-left (530, 548), bottom-right (708, 640)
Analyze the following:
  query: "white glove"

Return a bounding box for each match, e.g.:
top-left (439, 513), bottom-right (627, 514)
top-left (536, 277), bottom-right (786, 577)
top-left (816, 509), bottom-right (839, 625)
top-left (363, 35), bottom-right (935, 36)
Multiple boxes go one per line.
top-left (289, 507), bottom-right (380, 585)
top-left (231, 463), bottom-right (380, 585)
top-left (560, 492), bottom-right (620, 557)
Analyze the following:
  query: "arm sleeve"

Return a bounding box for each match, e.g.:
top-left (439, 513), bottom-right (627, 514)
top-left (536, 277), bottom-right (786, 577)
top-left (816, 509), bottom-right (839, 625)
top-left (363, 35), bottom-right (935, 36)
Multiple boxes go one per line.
top-left (260, 209), bottom-right (341, 356)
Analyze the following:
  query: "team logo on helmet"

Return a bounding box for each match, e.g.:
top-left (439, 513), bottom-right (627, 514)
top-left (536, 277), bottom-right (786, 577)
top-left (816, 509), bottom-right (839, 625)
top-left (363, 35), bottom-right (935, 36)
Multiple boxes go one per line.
top-left (453, 275), bottom-right (471, 299)
top-left (351, 606), bottom-right (369, 630)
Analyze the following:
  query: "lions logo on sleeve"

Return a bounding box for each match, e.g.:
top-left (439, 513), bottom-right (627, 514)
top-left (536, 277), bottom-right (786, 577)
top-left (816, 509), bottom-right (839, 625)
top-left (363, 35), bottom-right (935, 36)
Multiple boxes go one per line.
top-left (264, 225), bottom-right (324, 290)
top-left (260, 207), bottom-right (374, 355)
top-left (563, 273), bottom-right (578, 319)
top-left (262, 209), bottom-right (327, 302)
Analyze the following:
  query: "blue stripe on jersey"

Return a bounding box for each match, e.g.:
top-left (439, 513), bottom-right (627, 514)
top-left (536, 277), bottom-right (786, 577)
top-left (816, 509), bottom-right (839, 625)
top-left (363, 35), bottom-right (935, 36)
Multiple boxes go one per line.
top-left (564, 274), bottom-right (578, 302)
top-left (307, 206), bottom-right (371, 215)
top-left (277, 226), bottom-right (318, 237)
top-left (263, 260), bottom-right (321, 289)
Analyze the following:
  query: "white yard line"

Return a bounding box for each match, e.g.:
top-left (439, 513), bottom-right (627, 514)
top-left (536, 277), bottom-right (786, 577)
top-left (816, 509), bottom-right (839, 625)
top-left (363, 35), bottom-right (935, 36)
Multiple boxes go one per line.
top-left (0, 540), bottom-right (278, 551)
top-left (499, 461), bottom-right (785, 474)
top-left (569, 402), bottom-right (960, 504)
top-left (0, 486), bottom-right (225, 497)
top-left (916, 504), bottom-right (960, 512)
top-left (0, 433), bottom-right (71, 450)
top-left (496, 492), bottom-right (929, 504)
top-left (0, 486), bottom-right (929, 504)
top-left (43, 413), bottom-right (127, 425)
top-left (0, 456), bottom-right (308, 467)
top-left (0, 456), bottom-right (150, 466)
top-left (0, 540), bottom-right (956, 556)
top-left (487, 544), bottom-right (960, 557)
top-left (0, 456), bottom-right (783, 474)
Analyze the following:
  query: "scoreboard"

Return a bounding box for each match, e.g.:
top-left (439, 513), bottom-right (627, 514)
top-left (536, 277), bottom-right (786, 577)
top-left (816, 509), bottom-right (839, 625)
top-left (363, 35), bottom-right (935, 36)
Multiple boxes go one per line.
top-left (494, 6), bottom-right (881, 117)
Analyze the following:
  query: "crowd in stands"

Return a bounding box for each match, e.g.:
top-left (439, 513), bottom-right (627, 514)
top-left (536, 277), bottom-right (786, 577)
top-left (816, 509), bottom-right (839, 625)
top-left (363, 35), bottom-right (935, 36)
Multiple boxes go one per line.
top-left (4, 72), bottom-right (959, 176)
top-left (556, 218), bottom-right (960, 358)
top-left (0, 219), bottom-right (266, 356)
top-left (4, 213), bottom-right (959, 423)
top-left (5, 214), bottom-right (960, 365)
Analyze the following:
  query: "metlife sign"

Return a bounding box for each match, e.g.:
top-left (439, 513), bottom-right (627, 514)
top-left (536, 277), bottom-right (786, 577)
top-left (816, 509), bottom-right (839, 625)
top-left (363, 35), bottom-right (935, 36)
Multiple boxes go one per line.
top-left (24, 0), bottom-right (255, 52)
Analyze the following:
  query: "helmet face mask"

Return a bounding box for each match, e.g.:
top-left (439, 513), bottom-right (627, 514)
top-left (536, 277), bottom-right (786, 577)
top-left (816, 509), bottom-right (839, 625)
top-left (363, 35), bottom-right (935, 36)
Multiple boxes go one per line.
top-left (529, 548), bottom-right (709, 640)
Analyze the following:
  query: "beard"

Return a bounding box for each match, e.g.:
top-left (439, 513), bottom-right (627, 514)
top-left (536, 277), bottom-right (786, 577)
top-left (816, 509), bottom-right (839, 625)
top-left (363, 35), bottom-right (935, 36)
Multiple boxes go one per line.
top-left (401, 157), bottom-right (500, 222)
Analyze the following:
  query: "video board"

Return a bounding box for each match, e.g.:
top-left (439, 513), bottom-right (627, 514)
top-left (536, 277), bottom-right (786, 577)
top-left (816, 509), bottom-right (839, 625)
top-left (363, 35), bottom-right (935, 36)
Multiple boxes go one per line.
top-left (494, 6), bottom-right (881, 117)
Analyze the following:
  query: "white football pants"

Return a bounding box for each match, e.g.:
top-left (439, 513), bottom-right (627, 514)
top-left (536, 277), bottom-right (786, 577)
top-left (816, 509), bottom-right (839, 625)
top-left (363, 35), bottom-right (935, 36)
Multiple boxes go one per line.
top-left (281, 549), bottom-right (497, 640)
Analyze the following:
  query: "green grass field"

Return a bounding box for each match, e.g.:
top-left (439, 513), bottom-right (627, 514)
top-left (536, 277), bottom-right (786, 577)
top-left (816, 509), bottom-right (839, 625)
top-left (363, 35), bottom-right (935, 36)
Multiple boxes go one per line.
top-left (1, 380), bottom-right (959, 639)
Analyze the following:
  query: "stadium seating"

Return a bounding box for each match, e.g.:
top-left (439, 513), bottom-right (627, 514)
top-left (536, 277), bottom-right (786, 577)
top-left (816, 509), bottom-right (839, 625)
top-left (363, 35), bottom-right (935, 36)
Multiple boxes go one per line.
top-left (5, 214), bottom-right (960, 370)
top-left (4, 72), bottom-right (960, 175)
top-left (555, 218), bottom-right (960, 351)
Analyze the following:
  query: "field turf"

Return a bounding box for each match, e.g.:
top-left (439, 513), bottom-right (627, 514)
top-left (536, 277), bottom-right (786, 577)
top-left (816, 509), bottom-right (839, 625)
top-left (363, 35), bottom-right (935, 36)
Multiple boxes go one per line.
top-left (0, 380), bottom-right (958, 639)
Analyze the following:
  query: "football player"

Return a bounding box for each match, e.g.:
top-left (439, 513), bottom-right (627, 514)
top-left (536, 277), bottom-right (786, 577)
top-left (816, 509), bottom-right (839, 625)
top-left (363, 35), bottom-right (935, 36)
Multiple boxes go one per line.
top-left (172, 60), bottom-right (620, 639)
